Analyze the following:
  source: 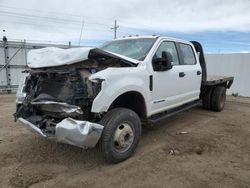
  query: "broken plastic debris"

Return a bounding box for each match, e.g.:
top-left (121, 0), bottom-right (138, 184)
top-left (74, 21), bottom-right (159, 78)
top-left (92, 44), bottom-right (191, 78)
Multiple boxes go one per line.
top-left (176, 131), bottom-right (188, 135)
top-left (169, 148), bottom-right (180, 155)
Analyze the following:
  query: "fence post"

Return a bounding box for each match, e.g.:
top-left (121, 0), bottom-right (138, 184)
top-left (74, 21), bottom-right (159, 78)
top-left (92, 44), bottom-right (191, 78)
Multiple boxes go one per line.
top-left (3, 36), bottom-right (11, 93)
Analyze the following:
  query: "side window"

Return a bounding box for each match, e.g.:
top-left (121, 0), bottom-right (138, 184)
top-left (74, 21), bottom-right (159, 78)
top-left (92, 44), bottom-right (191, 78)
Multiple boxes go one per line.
top-left (179, 44), bottom-right (196, 65)
top-left (153, 41), bottom-right (179, 65)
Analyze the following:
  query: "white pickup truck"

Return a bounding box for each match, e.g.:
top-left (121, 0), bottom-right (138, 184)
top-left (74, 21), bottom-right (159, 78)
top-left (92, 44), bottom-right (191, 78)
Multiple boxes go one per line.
top-left (15, 36), bottom-right (233, 163)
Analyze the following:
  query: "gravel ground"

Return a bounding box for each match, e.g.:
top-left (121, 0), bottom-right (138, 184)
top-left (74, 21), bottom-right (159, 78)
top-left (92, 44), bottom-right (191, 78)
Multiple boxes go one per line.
top-left (0, 94), bottom-right (250, 188)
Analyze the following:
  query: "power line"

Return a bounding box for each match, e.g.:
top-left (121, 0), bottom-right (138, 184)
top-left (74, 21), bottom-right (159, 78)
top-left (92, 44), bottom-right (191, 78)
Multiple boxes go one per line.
top-left (0, 8), bottom-right (159, 43)
top-left (0, 5), bottom-right (114, 21)
top-left (0, 9), bottom-right (157, 36)
top-left (0, 4), bottom-right (168, 36)
top-left (0, 10), bottom-right (111, 27)
top-left (0, 4), bottom-right (163, 32)
top-left (1, 19), bottom-right (153, 43)
top-left (0, 15), bottom-right (81, 29)
top-left (0, 10), bottom-right (81, 23)
top-left (1, 17), bottom-right (154, 39)
top-left (0, 19), bottom-right (113, 34)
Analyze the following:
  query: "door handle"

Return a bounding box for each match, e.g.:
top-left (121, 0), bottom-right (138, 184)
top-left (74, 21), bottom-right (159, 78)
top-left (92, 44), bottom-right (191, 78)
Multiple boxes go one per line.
top-left (197, 71), bottom-right (201, 75)
top-left (179, 72), bottom-right (186, 77)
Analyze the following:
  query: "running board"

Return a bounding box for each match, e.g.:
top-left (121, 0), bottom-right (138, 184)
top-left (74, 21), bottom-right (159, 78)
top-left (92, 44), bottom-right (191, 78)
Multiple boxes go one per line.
top-left (149, 100), bottom-right (201, 124)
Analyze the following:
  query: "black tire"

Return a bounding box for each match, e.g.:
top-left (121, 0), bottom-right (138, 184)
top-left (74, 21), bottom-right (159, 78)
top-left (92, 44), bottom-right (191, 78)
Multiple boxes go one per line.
top-left (99, 108), bottom-right (141, 163)
top-left (211, 86), bottom-right (226, 112)
top-left (202, 87), bottom-right (213, 110)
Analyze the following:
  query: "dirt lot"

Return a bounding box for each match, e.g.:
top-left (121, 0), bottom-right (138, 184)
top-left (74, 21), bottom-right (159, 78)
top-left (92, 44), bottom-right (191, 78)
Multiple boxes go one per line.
top-left (0, 94), bottom-right (250, 188)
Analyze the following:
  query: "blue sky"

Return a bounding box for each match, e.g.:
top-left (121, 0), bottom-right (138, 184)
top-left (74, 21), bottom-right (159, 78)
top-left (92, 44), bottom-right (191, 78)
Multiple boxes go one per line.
top-left (79, 31), bottom-right (250, 53)
top-left (165, 31), bottom-right (250, 53)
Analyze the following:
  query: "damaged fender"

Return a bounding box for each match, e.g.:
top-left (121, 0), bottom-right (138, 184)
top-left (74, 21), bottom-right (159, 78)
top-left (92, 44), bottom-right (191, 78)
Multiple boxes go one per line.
top-left (89, 67), bottom-right (150, 115)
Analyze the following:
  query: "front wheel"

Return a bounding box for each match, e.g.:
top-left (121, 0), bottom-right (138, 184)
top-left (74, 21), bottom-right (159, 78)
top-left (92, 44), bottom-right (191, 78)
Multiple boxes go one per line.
top-left (99, 108), bottom-right (141, 163)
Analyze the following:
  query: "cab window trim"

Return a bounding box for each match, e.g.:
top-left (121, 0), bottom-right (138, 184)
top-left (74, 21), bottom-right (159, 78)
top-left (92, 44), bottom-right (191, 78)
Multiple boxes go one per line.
top-left (152, 40), bottom-right (181, 67)
top-left (176, 42), bottom-right (197, 65)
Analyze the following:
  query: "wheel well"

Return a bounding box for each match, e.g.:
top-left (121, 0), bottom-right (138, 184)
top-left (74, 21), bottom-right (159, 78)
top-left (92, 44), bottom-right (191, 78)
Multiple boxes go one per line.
top-left (109, 91), bottom-right (147, 120)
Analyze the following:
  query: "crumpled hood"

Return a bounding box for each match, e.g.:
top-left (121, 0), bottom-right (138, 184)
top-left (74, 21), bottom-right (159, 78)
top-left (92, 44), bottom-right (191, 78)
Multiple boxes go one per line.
top-left (27, 47), bottom-right (139, 68)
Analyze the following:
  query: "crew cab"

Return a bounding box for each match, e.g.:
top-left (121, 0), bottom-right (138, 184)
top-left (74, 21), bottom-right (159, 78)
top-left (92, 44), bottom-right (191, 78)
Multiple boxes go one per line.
top-left (14, 36), bottom-right (233, 163)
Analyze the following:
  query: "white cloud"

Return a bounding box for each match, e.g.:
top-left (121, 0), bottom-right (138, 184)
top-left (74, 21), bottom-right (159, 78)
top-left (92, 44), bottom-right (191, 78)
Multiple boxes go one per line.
top-left (0, 0), bottom-right (249, 44)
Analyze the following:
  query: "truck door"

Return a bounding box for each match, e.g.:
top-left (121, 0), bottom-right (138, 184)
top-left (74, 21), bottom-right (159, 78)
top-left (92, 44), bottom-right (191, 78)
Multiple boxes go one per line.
top-left (150, 41), bottom-right (202, 115)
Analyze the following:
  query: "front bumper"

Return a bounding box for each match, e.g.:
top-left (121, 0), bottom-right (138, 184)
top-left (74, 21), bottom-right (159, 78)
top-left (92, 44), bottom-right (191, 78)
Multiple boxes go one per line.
top-left (18, 117), bottom-right (104, 148)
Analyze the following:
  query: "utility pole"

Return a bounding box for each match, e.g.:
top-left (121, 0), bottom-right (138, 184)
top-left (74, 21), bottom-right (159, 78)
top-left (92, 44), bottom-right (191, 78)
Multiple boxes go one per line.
top-left (111, 20), bottom-right (119, 39)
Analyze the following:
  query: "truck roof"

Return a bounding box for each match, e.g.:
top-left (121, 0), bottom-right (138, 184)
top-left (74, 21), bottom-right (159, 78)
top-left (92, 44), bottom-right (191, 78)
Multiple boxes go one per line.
top-left (114, 35), bottom-right (159, 40)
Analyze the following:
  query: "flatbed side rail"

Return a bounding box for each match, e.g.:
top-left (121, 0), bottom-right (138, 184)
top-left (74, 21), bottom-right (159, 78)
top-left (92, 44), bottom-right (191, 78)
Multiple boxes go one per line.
top-left (202, 76), bottom-right (234, 89)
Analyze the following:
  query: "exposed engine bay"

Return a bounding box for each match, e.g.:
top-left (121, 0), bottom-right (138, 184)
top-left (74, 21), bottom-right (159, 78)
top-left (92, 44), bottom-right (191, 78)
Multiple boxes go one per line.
top-left (14, 48), bottom-right (136, 137)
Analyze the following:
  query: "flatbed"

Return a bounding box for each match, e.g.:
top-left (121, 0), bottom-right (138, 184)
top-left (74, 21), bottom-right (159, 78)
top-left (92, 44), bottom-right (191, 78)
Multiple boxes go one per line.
top-left (202, 75), bottom-right (234, 87)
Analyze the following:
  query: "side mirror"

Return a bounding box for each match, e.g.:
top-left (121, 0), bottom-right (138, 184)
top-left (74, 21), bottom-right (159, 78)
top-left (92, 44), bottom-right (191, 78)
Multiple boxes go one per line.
top-left (152, 51), bottom-right (173, 71)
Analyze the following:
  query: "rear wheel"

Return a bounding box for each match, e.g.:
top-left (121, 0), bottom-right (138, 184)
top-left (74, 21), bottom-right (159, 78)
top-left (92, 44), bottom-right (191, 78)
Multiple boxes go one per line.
top-left (99, 108), bottom-right (141, 163)
top-left (211, 86), bottom-right (226, 112)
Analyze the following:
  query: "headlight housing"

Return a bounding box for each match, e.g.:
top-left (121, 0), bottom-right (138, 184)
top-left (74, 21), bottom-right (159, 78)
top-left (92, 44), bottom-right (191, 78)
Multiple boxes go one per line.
top-left (16, 73), bottom-right (29, 104)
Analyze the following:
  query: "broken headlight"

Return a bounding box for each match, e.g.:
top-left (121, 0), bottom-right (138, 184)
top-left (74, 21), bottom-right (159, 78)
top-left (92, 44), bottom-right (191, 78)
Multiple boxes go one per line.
top-left (16, 73), bottom-right (29, 104)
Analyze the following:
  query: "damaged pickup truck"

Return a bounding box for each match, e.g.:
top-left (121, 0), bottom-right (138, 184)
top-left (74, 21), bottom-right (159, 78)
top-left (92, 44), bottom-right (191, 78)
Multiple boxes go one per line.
top-left (15, 36), bottom-right (233, 163)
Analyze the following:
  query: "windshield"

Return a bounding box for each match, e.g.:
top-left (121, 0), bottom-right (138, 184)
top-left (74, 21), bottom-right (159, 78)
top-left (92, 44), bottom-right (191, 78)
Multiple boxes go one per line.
top-left (100, 38), bottom-right (156, 61)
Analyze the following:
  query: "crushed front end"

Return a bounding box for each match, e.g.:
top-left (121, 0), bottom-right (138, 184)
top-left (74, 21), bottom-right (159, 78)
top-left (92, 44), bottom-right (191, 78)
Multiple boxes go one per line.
top-left (14, 47), bottom-right (136, 148)
top-left (14, 64), bottom-right (105, 148)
